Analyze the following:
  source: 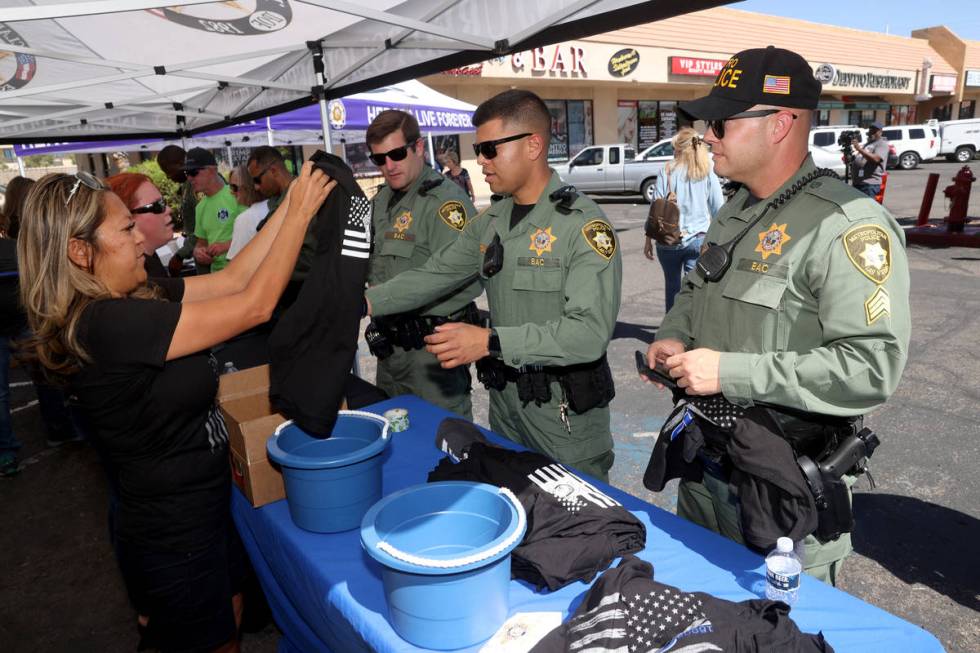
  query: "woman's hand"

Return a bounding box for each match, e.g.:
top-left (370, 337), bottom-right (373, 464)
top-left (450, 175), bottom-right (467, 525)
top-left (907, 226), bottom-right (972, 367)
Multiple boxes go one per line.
top-left (643, 237), bottom-right (655, 261)
top-left (289, 161), bottom-right (335, 222)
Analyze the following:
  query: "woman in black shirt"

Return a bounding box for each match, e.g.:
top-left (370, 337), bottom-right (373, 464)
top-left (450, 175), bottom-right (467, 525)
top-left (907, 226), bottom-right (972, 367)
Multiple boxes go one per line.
top-left (17, 164), bottom-right (332, 653)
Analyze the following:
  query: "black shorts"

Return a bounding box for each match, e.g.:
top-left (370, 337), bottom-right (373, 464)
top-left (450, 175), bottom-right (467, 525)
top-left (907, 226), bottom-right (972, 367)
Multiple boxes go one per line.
top-left (117, 522), bottom-right (248, 653)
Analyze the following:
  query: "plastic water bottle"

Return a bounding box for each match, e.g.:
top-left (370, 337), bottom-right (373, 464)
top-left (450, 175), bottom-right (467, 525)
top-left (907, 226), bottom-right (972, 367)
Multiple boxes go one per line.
top-left (222, 361), bottom-right (239, 375)
top-left (765, 537), bottom-right (802, 605)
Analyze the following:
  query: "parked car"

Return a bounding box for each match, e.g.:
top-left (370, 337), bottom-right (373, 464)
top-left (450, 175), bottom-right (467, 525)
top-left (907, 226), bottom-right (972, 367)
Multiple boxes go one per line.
top-left (938, 118), bottom-right (980, 162)
top-left (809, 125), bottom-right (898, 176)
top-left (880, 124), bottom-right (939, 170)
top-left (553, 142), bottom-right (669, 202)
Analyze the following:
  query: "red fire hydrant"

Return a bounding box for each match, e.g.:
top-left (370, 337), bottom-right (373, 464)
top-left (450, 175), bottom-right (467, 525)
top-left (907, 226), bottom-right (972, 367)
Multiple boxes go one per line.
top-left (944, 165), bottom-right (975, 232)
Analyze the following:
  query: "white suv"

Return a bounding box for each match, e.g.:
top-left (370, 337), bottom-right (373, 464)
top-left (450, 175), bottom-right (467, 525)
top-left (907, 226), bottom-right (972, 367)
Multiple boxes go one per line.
top-left (809, 126), bottom-right (866, 176)
top-left (880, 124), bottom-right (939, 170)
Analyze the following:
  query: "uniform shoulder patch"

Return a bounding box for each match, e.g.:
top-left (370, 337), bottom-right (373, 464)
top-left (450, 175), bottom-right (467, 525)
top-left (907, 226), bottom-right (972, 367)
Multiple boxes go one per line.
top-left (581, 219), bottom-right (616, 260)
top-left (437, 200), bottom-right (467, 231)
top-left (843, 223), bottom-right (891, 284)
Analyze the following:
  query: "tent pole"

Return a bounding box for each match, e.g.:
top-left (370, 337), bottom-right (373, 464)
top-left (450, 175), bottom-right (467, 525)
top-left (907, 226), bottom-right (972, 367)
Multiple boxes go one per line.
top-left (16, 156), bottom-right (25, 176)
top-left (266, 117), bottom-right (274, 147)
top-left (427, 132), bottom-right (436, 168)
top-left (308, 41), bottom-right (333, 155)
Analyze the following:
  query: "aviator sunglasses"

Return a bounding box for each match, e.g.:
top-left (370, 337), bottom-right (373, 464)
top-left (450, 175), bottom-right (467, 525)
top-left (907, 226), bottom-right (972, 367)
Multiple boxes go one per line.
top-left (369, 139), bottom-right (420, 166)
top-left (707, 109), bottom-right (797, 139)
top-left (131, 198), bottom-right (167, 215)
top-left (472, 133), bottom-right (531, 160)
top-left (65, 171), bottom-right (104, 205)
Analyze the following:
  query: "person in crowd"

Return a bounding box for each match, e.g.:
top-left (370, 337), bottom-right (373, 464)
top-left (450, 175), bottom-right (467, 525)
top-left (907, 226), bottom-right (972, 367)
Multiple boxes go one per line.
top-left (441, 150), bottom-right (476, 203)
top-left (227, 164), bottom-right (270, 261)
top-left (643, 127), bottom-right (724, 312)
top-left (17, 163), bottom-right (332, 652)
top-left (186, 148), bottom-right (244, 273)
top-left (366, 91), bottom-right (622, 482)
top-left (2, 176), bottom-right (36, 239)
top-left (850, 121), bottom-right (889, 198)
top-left (105, 173), bottom-right (175, 278)
top-left (247, 146), bottom-right (293, 222)
top-left (645, 46), bottom-right (910, 584)
top-left (365, 110), bottom-right (480, 418)
top-left (0, 232), bottom-right (23, 476)
top-left (156, 145), bottom-right (202, 276)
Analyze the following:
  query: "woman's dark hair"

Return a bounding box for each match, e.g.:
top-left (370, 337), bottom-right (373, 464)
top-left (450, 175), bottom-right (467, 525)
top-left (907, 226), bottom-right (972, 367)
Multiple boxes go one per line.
top-left (2, 176), bottom-right (36, 238)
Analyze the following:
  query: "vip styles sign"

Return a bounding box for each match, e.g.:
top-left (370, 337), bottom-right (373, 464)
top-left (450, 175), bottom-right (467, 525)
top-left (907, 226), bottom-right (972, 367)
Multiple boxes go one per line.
top-left (813, 63), bottom-right (911, 91)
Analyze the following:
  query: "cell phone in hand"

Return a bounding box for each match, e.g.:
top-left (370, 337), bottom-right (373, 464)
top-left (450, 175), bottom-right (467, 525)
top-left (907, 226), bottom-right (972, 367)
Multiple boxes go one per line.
top-left (634, 350), bottom-right (678, 390)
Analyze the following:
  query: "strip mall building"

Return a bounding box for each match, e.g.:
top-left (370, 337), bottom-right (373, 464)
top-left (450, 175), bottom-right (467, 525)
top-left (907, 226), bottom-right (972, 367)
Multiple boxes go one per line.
top-left (420, 7), bottom-right (977, 196)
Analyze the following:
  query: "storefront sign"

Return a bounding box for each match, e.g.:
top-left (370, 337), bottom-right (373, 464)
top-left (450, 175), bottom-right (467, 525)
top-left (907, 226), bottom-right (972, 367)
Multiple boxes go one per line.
top-left (930, 74), bottom-right (956, 93)
top-left (440, 64), bottom-right (483, 76)
top-left (512, 44), bottom-right (587, 77)
top-left (814, 63), bottom-right (911, 91)
top-left (669, 56), bottom-right (727, 77)
top-left (608, 48), bottom-right (640, 77)
top-left (967, 70), bottom-right (980, 87)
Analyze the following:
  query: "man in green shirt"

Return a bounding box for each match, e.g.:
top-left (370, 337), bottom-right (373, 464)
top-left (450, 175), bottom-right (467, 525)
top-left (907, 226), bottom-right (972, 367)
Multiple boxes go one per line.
top-left (365, 110), bottom-right (479, 418)
top-left (366, 90), bottom-right (622, 481)
top-left (186, 148), bottom-right (243, 273)
top-left (645, 46), bottom-right (911, 584)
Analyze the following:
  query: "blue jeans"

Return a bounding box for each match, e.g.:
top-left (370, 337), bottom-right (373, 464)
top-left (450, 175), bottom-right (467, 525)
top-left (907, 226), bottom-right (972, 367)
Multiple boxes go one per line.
top-left (657, 235), bottom-right (704, 313)
top-left (855, 183), bottom-right (880, 199)
top-left (0, 337), bottom-right (22, 455)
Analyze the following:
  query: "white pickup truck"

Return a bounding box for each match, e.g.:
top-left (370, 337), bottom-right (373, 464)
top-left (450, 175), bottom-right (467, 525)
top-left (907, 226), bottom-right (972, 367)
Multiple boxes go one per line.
top-left (553, 141), bottom-right (674, 203)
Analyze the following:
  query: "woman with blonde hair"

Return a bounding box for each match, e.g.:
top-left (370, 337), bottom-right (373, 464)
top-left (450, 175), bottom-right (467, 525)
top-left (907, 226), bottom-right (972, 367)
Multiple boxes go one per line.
top-left (17, 163), bottom-right (332, 653)
top-left (644, 127), bottom-right (724, 311)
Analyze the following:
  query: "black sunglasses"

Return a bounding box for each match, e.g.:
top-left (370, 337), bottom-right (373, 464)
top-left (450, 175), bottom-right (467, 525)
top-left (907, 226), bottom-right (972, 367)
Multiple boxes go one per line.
top-left (131, 198), bottom-right (167, 215)
top-left (472, 133), bottom-right (532, 160)
top-left (707, 109), bottom-right (797, 139)
top-left (185, 168), bottom-right (203, 178)
top-left (368, 139), bottom-right (420, 166)
top-left (251, 164), bottom-right (273, 186)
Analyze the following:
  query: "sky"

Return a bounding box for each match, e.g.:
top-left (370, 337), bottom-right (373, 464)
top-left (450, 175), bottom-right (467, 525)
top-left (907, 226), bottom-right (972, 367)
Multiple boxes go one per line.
top-left (734, 0), bottom-right (980, 40)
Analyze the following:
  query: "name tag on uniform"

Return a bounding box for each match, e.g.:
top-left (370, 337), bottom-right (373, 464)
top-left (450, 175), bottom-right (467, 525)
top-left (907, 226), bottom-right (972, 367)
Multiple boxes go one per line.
top-left (517, 256), bottom-right (561, 268)
top-left (737, 258), bottom-right (789, 278)
top-left (384, 231), bottom-right (416, 242)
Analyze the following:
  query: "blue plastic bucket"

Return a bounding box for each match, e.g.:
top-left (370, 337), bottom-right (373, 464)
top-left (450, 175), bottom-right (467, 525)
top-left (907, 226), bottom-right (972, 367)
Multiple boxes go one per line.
top-left (360, 481), bottom-right (527, 650)
top-left (266, 411), bottom-right (390, 533)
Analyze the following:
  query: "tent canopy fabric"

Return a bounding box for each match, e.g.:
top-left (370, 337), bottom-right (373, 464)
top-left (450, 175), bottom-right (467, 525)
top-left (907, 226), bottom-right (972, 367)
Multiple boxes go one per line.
top-left (0, 0), bottom-right (732, 144)
top-left (12, 79), bottom-right (478, 155)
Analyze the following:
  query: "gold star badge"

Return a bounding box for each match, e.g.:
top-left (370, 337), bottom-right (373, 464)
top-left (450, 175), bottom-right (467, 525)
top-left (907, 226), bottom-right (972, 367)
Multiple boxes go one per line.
top-left (755, 223), bottom-right (791, 260)
top-left (393, 210), bottom-right (413, 233)
top-left (529, 227), bottom-right (557, 256)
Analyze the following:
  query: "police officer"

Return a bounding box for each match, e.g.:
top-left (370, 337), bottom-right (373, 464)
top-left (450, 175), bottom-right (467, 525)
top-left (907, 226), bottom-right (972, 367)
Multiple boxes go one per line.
top-left (645, 46), bottom-right (910, 584)
top-left (366, 90), bottom-right (622, 482)
top-left (365, 110), bottom-right (480, 418)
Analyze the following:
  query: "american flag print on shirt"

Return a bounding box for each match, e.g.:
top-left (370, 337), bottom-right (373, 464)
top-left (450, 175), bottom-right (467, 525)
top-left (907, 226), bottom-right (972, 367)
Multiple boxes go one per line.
top-left (342, 193), bottom-right (371, 259)
top-left (763, 74), bottom-right (791, 95)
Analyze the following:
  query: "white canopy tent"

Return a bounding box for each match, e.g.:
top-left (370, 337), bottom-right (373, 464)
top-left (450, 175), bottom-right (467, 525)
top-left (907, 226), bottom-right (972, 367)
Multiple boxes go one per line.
top-left (0, 0), bottom-right (733, 146)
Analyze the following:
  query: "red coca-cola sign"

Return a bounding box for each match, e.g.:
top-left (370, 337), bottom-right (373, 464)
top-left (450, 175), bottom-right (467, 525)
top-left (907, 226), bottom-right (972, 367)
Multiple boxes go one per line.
top-left (669, 57), bottom-right (727, 77)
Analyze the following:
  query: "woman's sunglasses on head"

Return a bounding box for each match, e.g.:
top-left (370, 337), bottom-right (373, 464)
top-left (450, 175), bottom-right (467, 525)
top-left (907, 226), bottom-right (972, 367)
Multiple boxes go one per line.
top-left (65, 171), bottom-right (104, 206)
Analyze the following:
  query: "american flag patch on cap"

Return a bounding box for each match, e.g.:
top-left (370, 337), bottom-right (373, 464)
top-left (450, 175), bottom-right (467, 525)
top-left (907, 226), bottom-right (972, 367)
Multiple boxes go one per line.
top-left (763, 74), bottom-right (790, 94)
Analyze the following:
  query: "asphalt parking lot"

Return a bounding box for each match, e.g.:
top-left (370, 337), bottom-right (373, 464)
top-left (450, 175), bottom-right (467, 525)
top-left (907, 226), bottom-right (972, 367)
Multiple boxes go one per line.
top-left (1, 159), bottom-right (977, 652)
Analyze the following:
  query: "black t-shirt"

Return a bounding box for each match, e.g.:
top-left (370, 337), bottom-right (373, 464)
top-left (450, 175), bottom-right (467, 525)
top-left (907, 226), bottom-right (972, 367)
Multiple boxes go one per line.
top-left (72, 278), bottom-right (231, 552)
top-left (143, 251), bottom-right (169, 278)
top-left (0, 238), bottom-right (25, 338)
top-left (510, 202), bottom-right (535, 230)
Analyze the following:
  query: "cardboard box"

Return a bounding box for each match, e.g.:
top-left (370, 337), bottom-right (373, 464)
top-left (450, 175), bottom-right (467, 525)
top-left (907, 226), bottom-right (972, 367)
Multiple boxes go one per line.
top-left (218, 365), bottom-right (286, 507)
top-left (217, 364), bottom-right (347, 507)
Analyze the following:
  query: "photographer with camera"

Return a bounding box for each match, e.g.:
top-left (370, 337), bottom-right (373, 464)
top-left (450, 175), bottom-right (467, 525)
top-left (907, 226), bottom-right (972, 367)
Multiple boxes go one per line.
top-left (849, 121), bottom-right (890, 198)
top-left (642, 47), bottom-right (910, 586)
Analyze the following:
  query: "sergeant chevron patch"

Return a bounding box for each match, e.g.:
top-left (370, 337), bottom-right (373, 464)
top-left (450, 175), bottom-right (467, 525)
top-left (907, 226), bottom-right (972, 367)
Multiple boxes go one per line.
top-left (864, 286), bottom-right (891, 325)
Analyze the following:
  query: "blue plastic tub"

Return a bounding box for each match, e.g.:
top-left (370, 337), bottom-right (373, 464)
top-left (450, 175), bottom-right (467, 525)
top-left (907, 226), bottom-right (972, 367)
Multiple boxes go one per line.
top-left (360, 481), bottom-right (527, 650)
top-left (266, 411), bottom-right (389, 533)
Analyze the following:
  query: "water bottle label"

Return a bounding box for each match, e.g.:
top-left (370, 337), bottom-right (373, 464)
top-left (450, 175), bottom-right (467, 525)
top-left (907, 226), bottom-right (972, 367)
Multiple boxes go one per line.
top-left (767, 568), bottom-right (800, 592)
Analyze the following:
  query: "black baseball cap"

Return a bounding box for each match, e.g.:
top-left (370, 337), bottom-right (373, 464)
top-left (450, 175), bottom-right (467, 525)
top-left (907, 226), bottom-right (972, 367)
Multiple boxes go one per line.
top-left (182, 147), bottom-right (217, 171)
top-left (679, 46), bottom-right (821, 121)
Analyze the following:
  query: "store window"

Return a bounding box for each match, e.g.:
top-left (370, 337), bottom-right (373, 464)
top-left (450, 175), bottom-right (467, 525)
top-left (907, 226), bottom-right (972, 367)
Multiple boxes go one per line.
top-left (848, 109), bottom-right (875, 127)
top-left (932, 104), bottom-right (953, 121)
top-left (618, 100), bottom-right (679, 151)
top-left (888, 105), bottom-right (910, 126)
top-left (813, 109), bottom-right (831, 127)
top-left (545, 99), bottom-right (593, 161)
top-left (960, 100), bottom-right (976, 120)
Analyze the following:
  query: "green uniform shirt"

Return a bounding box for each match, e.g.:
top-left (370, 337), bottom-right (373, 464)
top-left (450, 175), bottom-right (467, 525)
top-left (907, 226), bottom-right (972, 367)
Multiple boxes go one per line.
top-left (367, 171), bottom-right (622, 368)
top-left (369, 166), bottom-right (480, 316)
top-left (657, 156), bottom-right (911, 416)
top-left (194, 184), bottom-right (243, 272)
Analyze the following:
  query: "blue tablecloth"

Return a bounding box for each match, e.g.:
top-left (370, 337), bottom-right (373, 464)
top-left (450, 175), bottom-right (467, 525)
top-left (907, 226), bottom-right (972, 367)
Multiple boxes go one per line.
top-left (231, 396), bottom-right (943, 653)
